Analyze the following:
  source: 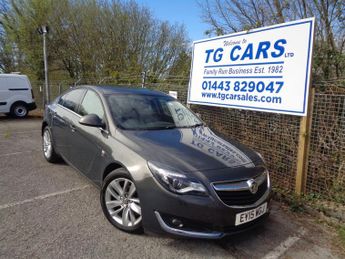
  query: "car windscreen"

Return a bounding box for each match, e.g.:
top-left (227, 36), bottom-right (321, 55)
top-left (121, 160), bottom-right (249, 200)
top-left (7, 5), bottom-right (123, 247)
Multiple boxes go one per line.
top-left (106, 94), bottom-right (202, 130)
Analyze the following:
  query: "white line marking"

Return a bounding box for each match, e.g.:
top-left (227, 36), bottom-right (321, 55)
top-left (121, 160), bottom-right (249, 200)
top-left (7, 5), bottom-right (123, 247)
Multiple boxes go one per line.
top-left (0, 185), bottom-right (91, 210)
top-left (0, 150), bottom-right (39, 157)
top-left (263, 227), bottom-right (307, 259)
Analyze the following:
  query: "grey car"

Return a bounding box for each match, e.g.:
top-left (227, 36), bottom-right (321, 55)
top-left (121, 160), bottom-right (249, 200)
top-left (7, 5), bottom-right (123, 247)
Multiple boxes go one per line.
top-left (42, 85), bottom-right (271, 239)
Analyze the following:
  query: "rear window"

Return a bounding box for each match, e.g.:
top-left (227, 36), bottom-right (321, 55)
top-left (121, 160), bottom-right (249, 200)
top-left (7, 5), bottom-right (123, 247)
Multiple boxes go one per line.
top-left (58, 89), bottom-right (85, 113)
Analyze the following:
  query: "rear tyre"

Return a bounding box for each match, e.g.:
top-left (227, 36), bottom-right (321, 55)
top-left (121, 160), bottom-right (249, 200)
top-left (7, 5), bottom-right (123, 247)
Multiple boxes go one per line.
top-left (101, 168), bottom-right (143, 234)
top-left (10, 102), bottom-right (28, 118)
top-left (42, 127), bottom-right (60, 163)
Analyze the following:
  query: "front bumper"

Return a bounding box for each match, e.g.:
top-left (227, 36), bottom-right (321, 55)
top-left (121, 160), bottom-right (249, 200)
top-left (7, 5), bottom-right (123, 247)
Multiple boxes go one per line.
top-left (154, 209), bottom-right (270, 239)
top-left (138, 176), bottom-right (271, 239)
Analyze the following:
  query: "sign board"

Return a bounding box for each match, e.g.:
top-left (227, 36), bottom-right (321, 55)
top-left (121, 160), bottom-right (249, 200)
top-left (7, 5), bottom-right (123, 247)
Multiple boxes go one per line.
top-left (169, 90), bottom-right (178, 99)
top-left (188, 18), bottom-right (315, 116)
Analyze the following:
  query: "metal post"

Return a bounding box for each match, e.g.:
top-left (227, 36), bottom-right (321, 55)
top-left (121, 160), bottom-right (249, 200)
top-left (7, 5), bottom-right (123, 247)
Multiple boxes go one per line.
top-left (37, 25), bottom-right (49, 106)
top-left (58, 83), bottom-right (62, 95)
top-left (141, 71), bottom-right (146, 88)
top-left (43, 31), bottom-right (49, 105)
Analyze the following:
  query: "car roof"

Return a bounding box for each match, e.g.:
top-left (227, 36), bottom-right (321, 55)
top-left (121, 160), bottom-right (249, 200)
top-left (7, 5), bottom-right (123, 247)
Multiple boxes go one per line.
top-left (79, 85), bottom-right (170, 97)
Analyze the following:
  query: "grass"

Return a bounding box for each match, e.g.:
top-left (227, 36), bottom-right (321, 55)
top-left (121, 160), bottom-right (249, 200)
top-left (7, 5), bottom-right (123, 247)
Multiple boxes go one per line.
top-left (272, 187), bottom-right (306, 212)
top-left (289, 194), bottom-right (306, 212)
top-left (273, 187), bottom-right (344, 215)
top-left (338, 226), bottom-right (345, 248)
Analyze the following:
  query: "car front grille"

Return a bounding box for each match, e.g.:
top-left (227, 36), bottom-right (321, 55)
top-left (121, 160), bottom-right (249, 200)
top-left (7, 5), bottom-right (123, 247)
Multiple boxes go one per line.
top-left (212, 171), bottom-right (269, 207)
top-left (215, 179), bottom-right (268, 206)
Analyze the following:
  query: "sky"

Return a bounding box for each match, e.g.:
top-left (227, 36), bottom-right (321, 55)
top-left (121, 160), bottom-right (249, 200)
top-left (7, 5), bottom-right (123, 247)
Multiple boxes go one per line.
top-left (135, 0), bottom-right (209, 42)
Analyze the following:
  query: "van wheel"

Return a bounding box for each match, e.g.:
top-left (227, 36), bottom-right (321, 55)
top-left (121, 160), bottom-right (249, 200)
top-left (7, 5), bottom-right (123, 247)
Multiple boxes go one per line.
top-left (10, 102), bottom-right (28, 118)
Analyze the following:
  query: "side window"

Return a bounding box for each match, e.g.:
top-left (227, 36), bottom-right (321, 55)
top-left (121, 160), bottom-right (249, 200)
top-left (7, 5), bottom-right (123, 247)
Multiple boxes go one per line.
top-left (58, 94), bottom-right (66, 106)
top-left (59, 89), bottom-right (85, 113)
top-left (79, 90), bottom-right (105, 119)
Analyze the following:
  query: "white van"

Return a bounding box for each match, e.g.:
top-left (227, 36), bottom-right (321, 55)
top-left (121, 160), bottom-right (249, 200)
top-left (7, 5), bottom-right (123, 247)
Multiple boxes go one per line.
top-left (0, 74), bottom-right (36, 118)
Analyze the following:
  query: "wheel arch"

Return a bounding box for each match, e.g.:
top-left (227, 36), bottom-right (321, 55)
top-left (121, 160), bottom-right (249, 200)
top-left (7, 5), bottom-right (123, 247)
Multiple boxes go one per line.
top-left (41, 121), bottom-right (48, 136)
top-left (10, 100), bottom-right (28, 109)
top-left (102, 161), bottom-right (128, 182)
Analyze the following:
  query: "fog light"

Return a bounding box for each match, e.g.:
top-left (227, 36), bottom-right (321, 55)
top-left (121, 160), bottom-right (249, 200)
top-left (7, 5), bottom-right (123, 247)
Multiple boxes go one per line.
top-left (172, 218), bottom-right (183, 228)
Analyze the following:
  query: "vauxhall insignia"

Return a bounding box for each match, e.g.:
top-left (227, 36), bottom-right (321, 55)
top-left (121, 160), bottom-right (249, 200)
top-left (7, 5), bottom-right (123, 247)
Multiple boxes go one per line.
top-left (247, 179), bottom-right (258, 194)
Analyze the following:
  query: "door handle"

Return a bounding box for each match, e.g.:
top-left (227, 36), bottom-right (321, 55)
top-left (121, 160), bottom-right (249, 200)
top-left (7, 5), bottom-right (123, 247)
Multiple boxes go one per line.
top-left (70, 124), bottom-right (76, 132)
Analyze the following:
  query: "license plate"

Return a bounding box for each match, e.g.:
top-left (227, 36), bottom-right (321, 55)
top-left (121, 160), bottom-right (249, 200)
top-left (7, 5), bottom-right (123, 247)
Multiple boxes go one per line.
top-left (235, 203), bottom-right (267, 226)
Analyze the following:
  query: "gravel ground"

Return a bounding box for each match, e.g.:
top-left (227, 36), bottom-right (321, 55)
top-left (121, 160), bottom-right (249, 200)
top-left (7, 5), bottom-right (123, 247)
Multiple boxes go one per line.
top-left (0, 116), bottom-right (343, 259)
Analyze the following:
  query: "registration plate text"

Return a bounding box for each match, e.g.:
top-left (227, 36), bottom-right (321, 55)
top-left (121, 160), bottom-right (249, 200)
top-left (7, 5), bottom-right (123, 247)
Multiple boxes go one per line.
top-left (235, 203), bottom-right (267, 226)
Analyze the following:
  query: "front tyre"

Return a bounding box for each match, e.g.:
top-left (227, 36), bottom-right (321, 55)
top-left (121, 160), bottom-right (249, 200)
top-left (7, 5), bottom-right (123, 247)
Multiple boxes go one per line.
top-left (42, 127), bottom-right (60, 163)
top-left (101, 169), bottom-right (143, 234)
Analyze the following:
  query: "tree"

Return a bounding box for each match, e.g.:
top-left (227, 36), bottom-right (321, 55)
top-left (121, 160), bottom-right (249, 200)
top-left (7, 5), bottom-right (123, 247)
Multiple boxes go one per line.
top-left (167, 50), bottom-right (192, 85)
top-left (199, 0), bottom-right (345, 82)
top-left (0, 0), bottom-right (53, 79)
top-left (0, 0), bottom-right (190, 83)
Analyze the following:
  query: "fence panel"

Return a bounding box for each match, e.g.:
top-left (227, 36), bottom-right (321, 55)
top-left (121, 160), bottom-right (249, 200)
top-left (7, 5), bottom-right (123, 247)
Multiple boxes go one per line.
top-left (191, 105), bottom-right (300, 191)
top-left (33, 81), bottom-right (80, 109)
top-left (306, 93), bottom-right (345, 202)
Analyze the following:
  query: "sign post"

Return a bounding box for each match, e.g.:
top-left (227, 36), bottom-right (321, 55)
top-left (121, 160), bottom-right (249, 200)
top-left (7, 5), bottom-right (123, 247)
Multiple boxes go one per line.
top-left (188, 18), bottom-right (315, 117)
top-left (296, 87), bottom-right (315, 194)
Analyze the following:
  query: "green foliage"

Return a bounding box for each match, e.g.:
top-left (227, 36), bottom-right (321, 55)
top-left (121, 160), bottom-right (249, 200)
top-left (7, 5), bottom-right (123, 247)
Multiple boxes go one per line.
top-left (288, 194), bottom-right (306, 213)
top-left (338, 226), bottom-right (345, 248)
top-left (1, 0), bottom-right (53, 78)
top-left (329, 181), bottom-right (345, 205)
top-left (0, 0), bottom-right (190, 82)
top-left (272, 187), bottom-right (305, 212)
top-left (167, 50), bottom-right (191, 85)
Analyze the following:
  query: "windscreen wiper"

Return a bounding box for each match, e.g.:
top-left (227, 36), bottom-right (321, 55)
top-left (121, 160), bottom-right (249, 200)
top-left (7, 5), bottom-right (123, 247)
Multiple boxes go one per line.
top-left (177, 123), bottom-right (204, 128)
top-left (143, 125), bottom-right (176, 130)
top-left (164, 125), bottom-right (177, 129)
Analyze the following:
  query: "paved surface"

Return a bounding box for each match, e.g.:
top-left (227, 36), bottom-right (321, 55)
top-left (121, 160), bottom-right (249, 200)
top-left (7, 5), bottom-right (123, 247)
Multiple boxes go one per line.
top-left (0, 116), bottom-right (343, 259)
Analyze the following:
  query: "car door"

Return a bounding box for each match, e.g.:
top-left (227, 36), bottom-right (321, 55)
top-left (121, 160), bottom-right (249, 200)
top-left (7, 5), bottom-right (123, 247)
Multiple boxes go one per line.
top-left (51, 88), bottom-right (86, 160)
top-left (68, 89), bottom-right (109, 182)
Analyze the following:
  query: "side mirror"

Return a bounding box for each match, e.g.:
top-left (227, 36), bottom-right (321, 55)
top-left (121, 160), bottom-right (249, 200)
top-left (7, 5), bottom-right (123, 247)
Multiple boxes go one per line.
top-left (79, 114), bottom-right (104, 128)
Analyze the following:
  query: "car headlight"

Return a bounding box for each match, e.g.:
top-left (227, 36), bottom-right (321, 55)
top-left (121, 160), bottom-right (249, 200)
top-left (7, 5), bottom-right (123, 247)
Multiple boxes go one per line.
top-left (147, 161), bottom-right (207, 196)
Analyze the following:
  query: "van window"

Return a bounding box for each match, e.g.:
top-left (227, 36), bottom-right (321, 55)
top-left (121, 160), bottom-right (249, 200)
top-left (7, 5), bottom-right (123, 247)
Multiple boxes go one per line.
top-left (59, 89), bottom-right (85, 114)
top-left (0, 77), bottom-right (29, 90)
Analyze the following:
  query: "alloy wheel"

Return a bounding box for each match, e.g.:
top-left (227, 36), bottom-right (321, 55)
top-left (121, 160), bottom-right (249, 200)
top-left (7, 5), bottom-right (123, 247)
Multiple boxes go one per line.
top-left (105, 178), bottom-right (142, 227)
top-left (43, 129), bottom-right (52, 159)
